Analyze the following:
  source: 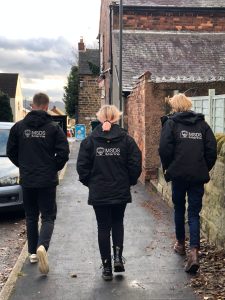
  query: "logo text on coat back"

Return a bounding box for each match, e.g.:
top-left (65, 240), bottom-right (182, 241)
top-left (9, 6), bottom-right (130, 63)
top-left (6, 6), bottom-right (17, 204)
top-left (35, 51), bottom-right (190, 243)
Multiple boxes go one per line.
top-left (180, 130), bottom-right (202, 140)
top-left (96, 147), bottom-right (120, 156)
top-left (24, 130), bottom-right (46, 138)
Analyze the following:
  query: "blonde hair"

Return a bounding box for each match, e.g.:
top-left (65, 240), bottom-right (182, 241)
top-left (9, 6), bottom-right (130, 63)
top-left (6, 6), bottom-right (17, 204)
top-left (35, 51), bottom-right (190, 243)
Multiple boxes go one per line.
top-left (169, 93), bottom-right (192, 112)
top-left (96, 105), bottom-right (122, 123)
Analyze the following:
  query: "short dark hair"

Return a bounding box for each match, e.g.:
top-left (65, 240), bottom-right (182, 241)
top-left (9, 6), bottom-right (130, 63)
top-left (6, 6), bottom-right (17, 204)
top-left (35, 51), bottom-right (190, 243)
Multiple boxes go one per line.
top-left (33, 93), bottom-right (49, 107)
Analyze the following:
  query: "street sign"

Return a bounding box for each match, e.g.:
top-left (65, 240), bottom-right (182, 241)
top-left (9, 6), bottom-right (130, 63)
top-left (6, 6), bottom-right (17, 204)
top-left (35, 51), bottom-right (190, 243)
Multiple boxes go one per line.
top-left (75, 124), bottom-right (86, 140)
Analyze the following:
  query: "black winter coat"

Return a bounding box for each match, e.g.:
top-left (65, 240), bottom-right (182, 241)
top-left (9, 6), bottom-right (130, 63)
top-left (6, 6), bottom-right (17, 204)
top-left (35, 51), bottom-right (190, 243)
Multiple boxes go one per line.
top-left (76, 124), bottom-right (142, 206)
top-left (159, 111), bottom-right (217, 183)
top-left (7, 110), bottom-right (70, 188)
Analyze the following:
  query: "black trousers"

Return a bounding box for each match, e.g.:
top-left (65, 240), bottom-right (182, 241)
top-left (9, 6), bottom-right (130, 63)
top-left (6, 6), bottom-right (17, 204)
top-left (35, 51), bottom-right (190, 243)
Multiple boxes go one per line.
top-left (22, 187), bottom-right (57, 254)
top-left (93, 204), bottom-right (127, 260)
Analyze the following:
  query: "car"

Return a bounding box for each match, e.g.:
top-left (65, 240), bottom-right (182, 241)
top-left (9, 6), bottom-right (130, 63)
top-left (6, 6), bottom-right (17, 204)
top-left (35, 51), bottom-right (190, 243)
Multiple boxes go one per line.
top-left (0, 122), bottom-right (23, 211)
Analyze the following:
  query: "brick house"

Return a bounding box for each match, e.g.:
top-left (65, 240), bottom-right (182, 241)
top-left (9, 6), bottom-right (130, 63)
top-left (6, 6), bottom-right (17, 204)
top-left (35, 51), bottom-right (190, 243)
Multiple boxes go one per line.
top-left (78, 38), bottom-right (101, 133)
top-left (99, 0), bottom-right (225, 182)
top-left (0, 73), bottom-right (24, 122)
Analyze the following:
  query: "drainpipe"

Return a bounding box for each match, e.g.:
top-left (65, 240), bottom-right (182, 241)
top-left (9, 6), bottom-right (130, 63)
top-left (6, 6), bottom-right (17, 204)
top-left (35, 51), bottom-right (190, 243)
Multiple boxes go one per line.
top-left (119, 0), bottom-right (123, 126)
top-left (109, 4), bottom-right (113, 105)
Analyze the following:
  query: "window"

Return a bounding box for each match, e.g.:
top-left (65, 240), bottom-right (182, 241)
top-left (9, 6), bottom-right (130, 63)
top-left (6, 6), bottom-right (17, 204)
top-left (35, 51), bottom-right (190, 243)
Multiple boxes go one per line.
top-left (0, 129), bottom-right (10, 156)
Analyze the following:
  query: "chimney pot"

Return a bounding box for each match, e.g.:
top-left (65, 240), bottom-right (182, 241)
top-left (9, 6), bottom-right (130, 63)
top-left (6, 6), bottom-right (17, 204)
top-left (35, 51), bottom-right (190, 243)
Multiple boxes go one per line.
top-left (78, 36), bottom-right (85, 51)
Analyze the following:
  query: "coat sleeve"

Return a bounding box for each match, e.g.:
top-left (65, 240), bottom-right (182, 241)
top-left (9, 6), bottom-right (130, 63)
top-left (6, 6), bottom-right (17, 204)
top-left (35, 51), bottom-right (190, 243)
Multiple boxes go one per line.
top-left (158, 119), bottom-right (175, 171)
top-left (76, 137), bottom-right (93, 186)
top-left (54, 126), bottom-right (70, 171)
top-left (6, 124), bottom-right (19, 167)
top-left (126, 136), bottom-right (142, 185)
top-left (204, 123), bottom-right (217, 171)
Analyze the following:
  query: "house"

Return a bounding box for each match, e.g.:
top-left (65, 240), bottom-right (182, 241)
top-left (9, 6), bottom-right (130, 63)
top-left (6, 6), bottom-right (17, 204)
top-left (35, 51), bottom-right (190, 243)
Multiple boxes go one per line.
top-left (78, 38), bottom-right (101, 133)
top-left (99, 0), bottom-right (225, 182)
top-left (50, 105), bottom-right (65, 116)
top-left (0, 73), bottom-right (24, 122)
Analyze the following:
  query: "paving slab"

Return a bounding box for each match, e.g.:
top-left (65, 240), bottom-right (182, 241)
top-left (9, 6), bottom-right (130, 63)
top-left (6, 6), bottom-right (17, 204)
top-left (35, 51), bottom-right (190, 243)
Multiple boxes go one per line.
top-left (10, 140), bottom-right (199, 300)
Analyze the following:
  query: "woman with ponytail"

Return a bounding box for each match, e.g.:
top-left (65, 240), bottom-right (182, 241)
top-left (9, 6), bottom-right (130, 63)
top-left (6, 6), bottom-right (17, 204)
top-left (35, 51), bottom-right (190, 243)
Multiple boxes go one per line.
top-left (77, 105), bottom-right (142, 281)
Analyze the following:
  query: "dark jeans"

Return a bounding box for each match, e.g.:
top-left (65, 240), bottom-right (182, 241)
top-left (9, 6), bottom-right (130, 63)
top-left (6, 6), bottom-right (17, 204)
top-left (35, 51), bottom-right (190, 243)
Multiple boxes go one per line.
top-left (22, 187), bottom-right (57, 254)
top-left (172, 180), bottom-right (204, 249)
top-left (93, 204), bottom-right (127, 260)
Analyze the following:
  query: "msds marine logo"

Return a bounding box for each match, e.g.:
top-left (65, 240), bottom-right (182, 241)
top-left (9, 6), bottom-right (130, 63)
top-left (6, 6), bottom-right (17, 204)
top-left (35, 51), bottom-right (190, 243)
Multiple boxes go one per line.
top-left (96, 147), bottom-right (120, 156)
top-left (24, 130), bottom-right (31, 138)
top-left (23, 130), bottom-right (46, 138)
top-left (96, 147), bottom-right (105, 156)
top-left (180, 130), bottom-right (202, 140)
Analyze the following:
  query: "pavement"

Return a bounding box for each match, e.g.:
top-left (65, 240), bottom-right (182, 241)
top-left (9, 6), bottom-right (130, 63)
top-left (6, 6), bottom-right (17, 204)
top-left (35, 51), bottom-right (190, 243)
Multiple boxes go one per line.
top-left (8, 140), bottom-right (198, 300)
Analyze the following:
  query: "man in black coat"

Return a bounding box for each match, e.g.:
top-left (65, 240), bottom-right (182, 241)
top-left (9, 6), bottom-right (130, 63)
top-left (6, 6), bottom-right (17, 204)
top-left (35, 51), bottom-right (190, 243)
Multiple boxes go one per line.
top-left (159, 93), bottom-right (217, 274)
top-left (7, 93), bottom-right (69, 275)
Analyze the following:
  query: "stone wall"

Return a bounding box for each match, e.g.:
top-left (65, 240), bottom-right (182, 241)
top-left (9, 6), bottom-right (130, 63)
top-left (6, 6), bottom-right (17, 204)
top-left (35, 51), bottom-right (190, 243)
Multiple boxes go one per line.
top-left (78, 75), bottom-right (101, 134)
top-left (156, 134), bottom-right (225, 248)
top-left (113, 10), bottom-right (225, 32)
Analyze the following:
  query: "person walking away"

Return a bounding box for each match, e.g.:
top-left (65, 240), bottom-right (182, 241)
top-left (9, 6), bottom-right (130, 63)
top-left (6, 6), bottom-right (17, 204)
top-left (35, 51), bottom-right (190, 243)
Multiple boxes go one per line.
top-left (159, 93), bottom-right (217, 273)
top-left (77, 105), bottom-right (142, 281)
top-left (7, 93), bottom-right (69, 275)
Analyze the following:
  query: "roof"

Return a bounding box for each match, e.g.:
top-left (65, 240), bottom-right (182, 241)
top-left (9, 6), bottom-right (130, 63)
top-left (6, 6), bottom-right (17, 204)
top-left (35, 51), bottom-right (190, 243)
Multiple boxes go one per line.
top-left (0, 73), bottom-right (19, 98)
top-left (51, 106), bottom-right (65, 116)
top-left (118, 0), bottom-right (225, 8)
top-left (113, 31), bottom-right (225, 90)
top-left (79, 49), bottom-right (100, 75)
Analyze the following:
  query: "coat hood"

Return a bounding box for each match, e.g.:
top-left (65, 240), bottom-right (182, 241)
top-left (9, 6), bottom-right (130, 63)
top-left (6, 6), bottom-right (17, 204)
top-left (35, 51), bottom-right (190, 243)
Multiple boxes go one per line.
top-left (161, 111), bottom-right (205, 126)
top-left (90, 124), bottom-right (127, 142)
top-left (24, 110), bottom-right (52, 128)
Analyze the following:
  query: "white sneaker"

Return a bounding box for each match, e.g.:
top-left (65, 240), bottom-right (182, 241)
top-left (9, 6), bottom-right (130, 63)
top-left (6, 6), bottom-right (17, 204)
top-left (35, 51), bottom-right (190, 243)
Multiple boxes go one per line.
top-left (29, 254), bottom-right (38, 264)
top-left (37, 245), bottom-right (49, 275)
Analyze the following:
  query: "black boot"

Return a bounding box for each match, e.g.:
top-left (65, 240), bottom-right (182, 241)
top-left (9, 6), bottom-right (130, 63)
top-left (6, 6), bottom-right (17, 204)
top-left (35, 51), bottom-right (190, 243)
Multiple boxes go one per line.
top-left (101, 259), bottom-right (113, 281)
top-left (113, 246), bottom-right (125, 272)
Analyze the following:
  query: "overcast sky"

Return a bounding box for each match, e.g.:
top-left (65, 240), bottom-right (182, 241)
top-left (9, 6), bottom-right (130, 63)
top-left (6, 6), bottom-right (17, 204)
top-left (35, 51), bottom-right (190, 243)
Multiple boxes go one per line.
top-left (0, 0), bottom-right (101, 102)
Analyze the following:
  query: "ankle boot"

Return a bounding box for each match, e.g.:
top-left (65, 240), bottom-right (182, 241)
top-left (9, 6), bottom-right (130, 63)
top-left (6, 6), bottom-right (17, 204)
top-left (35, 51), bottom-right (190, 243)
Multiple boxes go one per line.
top-left (185, 248), bottom-right (199, 273)
top-left (113, 246), bottom-right (125, 272)
top-left (101, 259), bottom-right (113, 281)
top-left (174, 240), bottom-right (186, 255)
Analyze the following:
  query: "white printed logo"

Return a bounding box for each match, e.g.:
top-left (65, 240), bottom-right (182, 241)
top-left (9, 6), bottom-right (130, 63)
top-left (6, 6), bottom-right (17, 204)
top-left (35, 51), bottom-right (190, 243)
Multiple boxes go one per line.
top-left (96, 147), bottom-right (105, 156)
top-left (96, 147), bottom-right (120, 156)
top-left (24, 130), bottom-right (31, 138)
top-left (180, 131), bottom-right (202, 140)
top-left (24, 130), bottom-right (46, 138)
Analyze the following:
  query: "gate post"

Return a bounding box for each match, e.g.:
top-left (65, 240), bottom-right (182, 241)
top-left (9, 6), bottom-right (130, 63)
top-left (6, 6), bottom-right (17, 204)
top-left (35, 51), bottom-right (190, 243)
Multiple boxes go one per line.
top-left (208, 89), bottom-right (215, 131)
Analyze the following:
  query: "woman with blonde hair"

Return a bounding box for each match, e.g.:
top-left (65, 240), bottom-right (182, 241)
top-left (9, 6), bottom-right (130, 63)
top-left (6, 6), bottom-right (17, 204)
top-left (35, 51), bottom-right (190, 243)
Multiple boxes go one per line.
top-left (77, 105), bottom-right (142, 281)
top-left (159, 93), bottom-right (217, 274)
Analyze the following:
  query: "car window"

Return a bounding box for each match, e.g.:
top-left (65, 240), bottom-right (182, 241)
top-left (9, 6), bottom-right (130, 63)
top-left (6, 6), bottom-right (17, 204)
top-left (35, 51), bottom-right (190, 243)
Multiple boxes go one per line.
top-left (0, 129), bottom-right (10, 156)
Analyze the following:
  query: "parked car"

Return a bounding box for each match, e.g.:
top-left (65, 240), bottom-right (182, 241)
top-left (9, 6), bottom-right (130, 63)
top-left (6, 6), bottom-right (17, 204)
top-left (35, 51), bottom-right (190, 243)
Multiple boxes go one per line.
top-left (0, 122), bottom-right (23, 211)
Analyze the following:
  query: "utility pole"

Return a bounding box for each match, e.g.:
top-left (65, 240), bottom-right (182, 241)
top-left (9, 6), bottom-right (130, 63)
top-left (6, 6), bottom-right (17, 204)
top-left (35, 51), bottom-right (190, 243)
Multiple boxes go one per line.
top-left (119, 0), bottom-right (123, 125)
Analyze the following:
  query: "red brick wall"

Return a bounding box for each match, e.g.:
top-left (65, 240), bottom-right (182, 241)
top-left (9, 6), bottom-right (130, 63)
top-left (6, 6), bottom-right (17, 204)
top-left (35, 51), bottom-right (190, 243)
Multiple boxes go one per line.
top-left (113, 11), bottom-right (225, 32)
top-left (78, 75), bottom-right (101, 133)
top-left (127, 72), bottom-right (156, 183)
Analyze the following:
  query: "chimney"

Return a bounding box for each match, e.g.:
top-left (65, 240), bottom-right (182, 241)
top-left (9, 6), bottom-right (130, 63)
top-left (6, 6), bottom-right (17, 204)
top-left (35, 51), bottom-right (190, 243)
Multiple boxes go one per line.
top-left (78, 37), bottom-right (85, 52)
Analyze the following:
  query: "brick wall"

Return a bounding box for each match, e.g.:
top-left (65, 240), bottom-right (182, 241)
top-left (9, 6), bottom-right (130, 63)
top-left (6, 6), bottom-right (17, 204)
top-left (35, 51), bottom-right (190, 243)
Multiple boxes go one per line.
top-left (127, 72), bottom-right (165, 183)
top-left (113, 11), bottom-right (225, 32)
top-left (127, 73), bottom-right (146, 182)
top-left (78, 75), bottom-right (101, 133)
